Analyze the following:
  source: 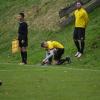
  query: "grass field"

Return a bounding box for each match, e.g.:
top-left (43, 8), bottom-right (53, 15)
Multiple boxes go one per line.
top-left (0, 0), bottom-right (100, 100)
top-left (0, 63), bottom-right (100, 100)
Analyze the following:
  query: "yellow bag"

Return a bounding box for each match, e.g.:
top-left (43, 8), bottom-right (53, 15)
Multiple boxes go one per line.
top-left (12, 39), bottom-right (19, 53)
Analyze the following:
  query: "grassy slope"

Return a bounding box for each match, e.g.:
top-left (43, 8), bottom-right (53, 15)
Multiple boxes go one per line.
top-left (0, 0), bottom-right (73, 61)
top-left (0, 1), bottom-right (100, 100)
top-left (0, 0), bottom-right (100, 69)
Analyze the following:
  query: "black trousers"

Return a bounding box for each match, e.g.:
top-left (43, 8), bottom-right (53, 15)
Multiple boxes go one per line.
top-left (54, 48), bottom-right (64, 61)
top-left (73, 27), bottom-right (85, 40)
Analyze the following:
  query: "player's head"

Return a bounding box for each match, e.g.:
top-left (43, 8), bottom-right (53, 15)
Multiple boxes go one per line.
top-left (17, 12), bottom-right (25, 21)
top-left (76, 1), bottom-right (83, 9)
top-left (41, 41), bottom-right (48, 48)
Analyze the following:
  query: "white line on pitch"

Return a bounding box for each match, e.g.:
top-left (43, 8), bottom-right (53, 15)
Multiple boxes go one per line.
top-left (0, 62), bottom-right (100, 72)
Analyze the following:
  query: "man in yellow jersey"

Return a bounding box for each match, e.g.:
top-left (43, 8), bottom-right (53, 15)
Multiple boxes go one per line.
top-left (41, 40), bottom-right (71, 65)
top-left (73, 1), bottom-right (89, 58)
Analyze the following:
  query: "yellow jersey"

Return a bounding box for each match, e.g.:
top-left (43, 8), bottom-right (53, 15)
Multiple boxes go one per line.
top-left (47, 41), bottom-right (64, 50)
top-left (74, 8), bottom-right (89, 28)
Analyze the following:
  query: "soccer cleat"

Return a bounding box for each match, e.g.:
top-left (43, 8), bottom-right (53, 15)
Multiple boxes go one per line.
top-left (75, 52), bottom-right (80, 57)
top-left (77, 53), bottom-right (82, 58)
top-left (66, 57), bottom-right (71, 64)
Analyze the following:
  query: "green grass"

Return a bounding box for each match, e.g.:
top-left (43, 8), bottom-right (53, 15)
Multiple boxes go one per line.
top-left (0, 0), bottom-right (99, 69)
top-left (0, 63), bottom-right (100, 100)
top-left (0, 7), bottom-right (100, 69)
top-left (0, 1), bottom-right (100, 99)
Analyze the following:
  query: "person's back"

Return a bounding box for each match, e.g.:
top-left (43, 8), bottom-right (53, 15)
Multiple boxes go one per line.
top-left (52, 41), bottom-right (64, 49)
top-left (47, 41), bottom-right (64, 50)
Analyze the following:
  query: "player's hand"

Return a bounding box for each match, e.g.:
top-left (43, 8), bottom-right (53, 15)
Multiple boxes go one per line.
top-left (41, 61), bottom-right (45, 65)
top-left (41, 59), bottom-right (47, 65)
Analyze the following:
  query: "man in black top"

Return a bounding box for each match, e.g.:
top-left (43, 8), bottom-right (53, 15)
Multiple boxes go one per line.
top-left (17, 12), bottom-right (28, 64)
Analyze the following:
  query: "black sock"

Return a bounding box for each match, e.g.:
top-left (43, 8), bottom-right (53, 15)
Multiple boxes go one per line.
top-left (21, 51), bottom-right (24, 63)
top-left (74, 41), bottom-right (80, 52)
top-left (23, 51), bottom-right (27, 64)
top-left (80, 40), bottom-right (85, 54)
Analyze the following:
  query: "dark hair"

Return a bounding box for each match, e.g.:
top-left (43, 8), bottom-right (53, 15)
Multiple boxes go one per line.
top-left (19, 12), bottom-right (25, 18)
top-left (76, 0), bottom-right (83, 5)
top-left (41, 42), bottom-right (45, 47)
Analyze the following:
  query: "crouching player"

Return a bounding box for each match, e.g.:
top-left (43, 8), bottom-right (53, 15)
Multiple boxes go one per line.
top-left (41, 41), bottom-right (71, 65)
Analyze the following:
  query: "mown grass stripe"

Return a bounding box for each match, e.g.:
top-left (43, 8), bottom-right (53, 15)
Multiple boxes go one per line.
top-left (0, 62), bottom-right (100, 72)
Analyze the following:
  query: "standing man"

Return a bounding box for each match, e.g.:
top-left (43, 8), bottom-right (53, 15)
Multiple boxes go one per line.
top-left (17, 12), bottom-right (28, 64)
top-left (73, 1), bottom-right (89, 58)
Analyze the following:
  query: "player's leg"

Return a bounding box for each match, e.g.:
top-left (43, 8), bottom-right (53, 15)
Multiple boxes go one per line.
top-left (54, 49), bottom-right (66, 65)
top-left (77, 28), bottom-right (85, 58)
top-left (80, 28), bottom-right (85, 54)
top-left (19, 39), bottom-right (28, 64)
top-left (74, 40), bottom-right (80, 56)
top-left (73, 28), bottom-right (81, 57)
top-left (21, 47), bottom-right (27, 64)
top-left (18, 39), bottom-right (24, 64)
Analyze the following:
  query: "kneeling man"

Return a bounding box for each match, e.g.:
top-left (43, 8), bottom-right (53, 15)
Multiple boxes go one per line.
top-left (41, 40), bottom-right (71, 65)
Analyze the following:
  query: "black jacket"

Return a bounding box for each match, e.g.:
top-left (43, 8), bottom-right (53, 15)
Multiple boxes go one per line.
top-left (18, 21), bottom-right (28, 40)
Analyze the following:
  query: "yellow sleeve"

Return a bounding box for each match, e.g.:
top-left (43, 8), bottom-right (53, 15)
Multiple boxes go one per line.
top-left (84, 11), bottom-right (89, 27)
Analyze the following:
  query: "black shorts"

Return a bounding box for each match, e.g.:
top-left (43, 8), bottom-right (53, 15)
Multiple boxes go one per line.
top-left (54, 48), bottom-right (64, 61)
top-left (73, 27), bottom-right (85, 40)
top-left (18, 38), bottom-right (28, 48)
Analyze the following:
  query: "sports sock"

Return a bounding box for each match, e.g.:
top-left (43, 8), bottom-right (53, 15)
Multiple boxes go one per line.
top-left (74, 41), bottom-right (80, 52)
top-left (22, 51), bottom-right (27, 64)
top-left (21, 51), bottom-right (24, 63)
top-left (80, 40), bottom-right (85, 54)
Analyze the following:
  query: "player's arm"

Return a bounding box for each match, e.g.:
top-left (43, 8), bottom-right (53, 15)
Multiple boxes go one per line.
top-left (42, 49), bottom-right (54, 64)
top-left (43, 49), bottom-right (54, 62)
top-left (84, 11), bottom-right (89, 27)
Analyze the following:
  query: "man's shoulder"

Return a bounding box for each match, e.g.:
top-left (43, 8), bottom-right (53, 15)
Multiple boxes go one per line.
top-left (74, 8), bottom-right (87, 12)
top-left (23, 21), bottom-right (28, 25)
top-left (81, 8), bottom-right (87, 13)
top-left (20, 21), bottom-right (27, 26)
top-left (74, 9), bottom-right (78, 13)
top-left (22, 22), bottom-right (28, 28)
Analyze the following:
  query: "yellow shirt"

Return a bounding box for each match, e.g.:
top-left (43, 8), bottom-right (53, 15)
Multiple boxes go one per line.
top-left (74, 8), bottom-right (89, 28)
top-left (47, 41), bottom-right (64, 50)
